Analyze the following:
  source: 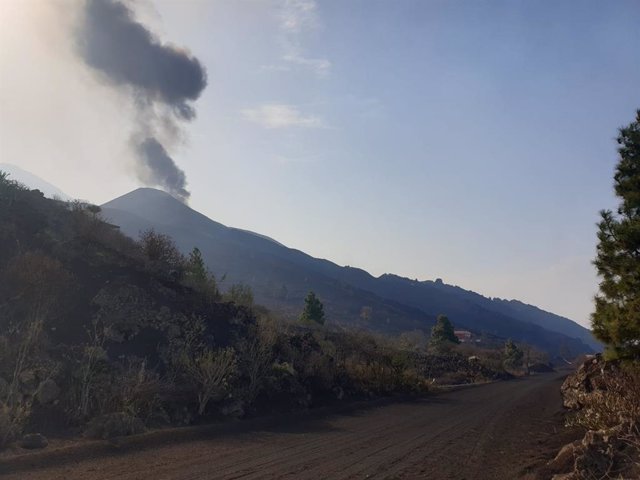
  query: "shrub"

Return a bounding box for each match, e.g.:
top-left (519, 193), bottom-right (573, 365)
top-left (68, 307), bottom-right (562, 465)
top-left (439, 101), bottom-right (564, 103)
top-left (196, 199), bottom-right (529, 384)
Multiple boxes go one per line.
top-left (85, 412), bottom-right (145, 439)
top-left (567, 363), bottom-right (640, 433)
top-left (89, 359), bottom-right (164, 426)
top-left (182, 348), bottom-right (237, 416)
top-left (237, 316), bottom-right (277, 405)
top-left (139, 229), bottom-right (185, 279)
top-left (0, 401), bottom-right (30, 448)
top-left (564, 362), bottom-right (640, 480)
top-left (225, 284), bottom-right (254, 308)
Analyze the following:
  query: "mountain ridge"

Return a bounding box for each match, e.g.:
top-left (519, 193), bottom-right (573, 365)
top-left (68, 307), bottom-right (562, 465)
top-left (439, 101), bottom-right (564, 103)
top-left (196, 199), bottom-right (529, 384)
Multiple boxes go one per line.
top-left (0, 163), bottom-right (72, 201)
top-left (102, 187), bottom-right (597, 356)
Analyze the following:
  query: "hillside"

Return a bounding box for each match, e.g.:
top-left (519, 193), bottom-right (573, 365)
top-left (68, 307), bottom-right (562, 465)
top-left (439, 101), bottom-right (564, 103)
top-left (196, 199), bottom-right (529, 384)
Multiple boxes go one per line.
top-left (335, 271), bottom-right (601, 352)
top-left (102, 188), bottom-right (434, 335)
top-left (103, 188), bottom-right (596, 356)
top-left (0, 164), bottom-right (71, 201)
top-left (0, 177), bottom-right (255, 441)
top-left (0, 176), bottom-right (508, 449)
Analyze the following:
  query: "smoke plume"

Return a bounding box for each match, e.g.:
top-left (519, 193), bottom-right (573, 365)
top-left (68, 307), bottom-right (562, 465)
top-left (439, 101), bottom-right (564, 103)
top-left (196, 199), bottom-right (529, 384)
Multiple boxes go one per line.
top-left (136, 138), bottom-right (189, 201)
top-left (75, 0), bottom-right (207, 201)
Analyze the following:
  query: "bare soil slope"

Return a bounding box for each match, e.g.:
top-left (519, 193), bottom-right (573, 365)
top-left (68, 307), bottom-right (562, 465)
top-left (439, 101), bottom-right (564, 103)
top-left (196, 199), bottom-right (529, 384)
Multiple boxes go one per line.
top-left (0, 373), bottom-right (572, 480)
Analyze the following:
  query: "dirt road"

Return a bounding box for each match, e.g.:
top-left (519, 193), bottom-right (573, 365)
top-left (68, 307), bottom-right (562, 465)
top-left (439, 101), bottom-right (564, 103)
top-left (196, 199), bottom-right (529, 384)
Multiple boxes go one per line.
top-left (0, 373), bottom-right (573, 480)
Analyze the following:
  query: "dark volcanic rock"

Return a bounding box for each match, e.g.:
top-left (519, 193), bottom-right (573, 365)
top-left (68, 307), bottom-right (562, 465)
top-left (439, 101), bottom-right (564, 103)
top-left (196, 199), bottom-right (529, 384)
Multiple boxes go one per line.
top-left (529, 362), bottom-right (554, 373)
top-left (20, 433), bottom-right (48, 449)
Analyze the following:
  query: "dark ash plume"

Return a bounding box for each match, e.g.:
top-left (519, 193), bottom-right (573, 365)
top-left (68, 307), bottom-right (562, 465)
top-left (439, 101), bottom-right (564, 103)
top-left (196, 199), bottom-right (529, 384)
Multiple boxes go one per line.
top-left (136, 138), bottom-right (190, 202)
top-left (75, 0), bottom-right (208, 201)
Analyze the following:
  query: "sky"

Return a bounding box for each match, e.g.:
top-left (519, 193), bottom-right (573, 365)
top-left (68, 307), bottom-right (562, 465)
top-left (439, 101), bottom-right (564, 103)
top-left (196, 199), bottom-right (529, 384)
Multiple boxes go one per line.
top-left (1, 0), bottom-right (639, 328)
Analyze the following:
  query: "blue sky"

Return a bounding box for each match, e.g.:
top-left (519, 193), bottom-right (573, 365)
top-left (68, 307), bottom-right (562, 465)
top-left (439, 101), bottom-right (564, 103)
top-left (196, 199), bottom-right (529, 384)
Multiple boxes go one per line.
top-left (1, 0), bottom-right (639, 326)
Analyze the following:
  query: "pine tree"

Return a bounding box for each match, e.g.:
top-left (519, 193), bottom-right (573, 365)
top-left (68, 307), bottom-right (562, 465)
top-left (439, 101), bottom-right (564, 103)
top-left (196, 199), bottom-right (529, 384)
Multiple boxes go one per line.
top-left (186, 247), bottom-right (208, 286)
top-left (592, 110), bottom-right (640, 359)
top-left (429, 314), bottom-right (460, 352)
top-left (503, 339), bottom-right (524, 369)
top-left (184, 247), bottom-right (219, 301)
top-left (300, 291), bottom-right (325, 325)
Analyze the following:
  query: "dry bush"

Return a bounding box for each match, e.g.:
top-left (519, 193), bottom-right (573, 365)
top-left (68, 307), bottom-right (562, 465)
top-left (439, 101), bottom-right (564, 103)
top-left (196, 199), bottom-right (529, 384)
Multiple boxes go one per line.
top-left (64, 347), bottom-right (164, 427)
top-left (139, 229), bottom-right (185, 278)
top-left (343, 354), bottom-right (398, 394)
top-left (568, 364), bottom-right (640, 433)
top-left (224, 284), bottom-right (254, 308)
top-left (325, 329), bottom-right (429, 394)
top-left (185, 348), bottom-right (237, 416)
top-left (564, 362), bottom-right (640, 480)
top-left (0, 251), bottom-right (70, 442)
top-left (455, 344), bottom-right (504, 372)
top-left (65, 202), bottom-right (144, 264)
top-left (237, 316), bottom-right (277, 404)
top-left (0, 401), bottom-right (30, 448)
top-left (104, 360), bottom-right (164, 424)
top-left (303, 350), bottom-right (337, 391)
top-left (69, 203), bottom-right (107, 241)
top-left (397, 330), bottom-right (428, 352)
top-left (85, 412), bottom-right (145, 440)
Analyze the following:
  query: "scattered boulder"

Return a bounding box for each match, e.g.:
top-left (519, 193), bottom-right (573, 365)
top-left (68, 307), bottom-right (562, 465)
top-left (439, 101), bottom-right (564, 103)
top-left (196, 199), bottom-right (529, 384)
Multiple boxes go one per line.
top-left (36, 379), bottom-right (60, 405)
top-left (20, 433), bottom-right (48, 450)
top-left (85, 412), bottom-right (145, 439)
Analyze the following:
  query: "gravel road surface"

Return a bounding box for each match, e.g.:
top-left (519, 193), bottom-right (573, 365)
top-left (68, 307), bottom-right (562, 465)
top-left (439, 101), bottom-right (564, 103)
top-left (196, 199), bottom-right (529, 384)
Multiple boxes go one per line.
top-left (0, 373), bottom-right (571, 480)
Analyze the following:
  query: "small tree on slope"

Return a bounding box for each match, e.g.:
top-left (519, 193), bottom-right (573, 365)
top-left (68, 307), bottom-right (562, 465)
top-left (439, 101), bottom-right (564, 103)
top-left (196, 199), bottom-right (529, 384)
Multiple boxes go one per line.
top-left (300, 291), bottom-right (325, 326)
top-left (592, 110), bottom-right (640, 359)
top-left (503, 339), bottom-right (524, 370)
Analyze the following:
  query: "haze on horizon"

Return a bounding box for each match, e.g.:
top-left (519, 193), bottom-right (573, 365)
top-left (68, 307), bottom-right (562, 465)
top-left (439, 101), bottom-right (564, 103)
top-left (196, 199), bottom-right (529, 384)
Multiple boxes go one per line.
top-left (1, 0), bottom-right (639, 328)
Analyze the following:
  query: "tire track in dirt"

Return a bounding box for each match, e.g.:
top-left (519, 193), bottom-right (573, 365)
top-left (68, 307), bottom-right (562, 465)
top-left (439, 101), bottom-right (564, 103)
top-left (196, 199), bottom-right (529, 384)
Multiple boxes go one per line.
top-left (0, 373), bottom-right (568, 480)
top-left (220, 401), bottom-right (440, 479)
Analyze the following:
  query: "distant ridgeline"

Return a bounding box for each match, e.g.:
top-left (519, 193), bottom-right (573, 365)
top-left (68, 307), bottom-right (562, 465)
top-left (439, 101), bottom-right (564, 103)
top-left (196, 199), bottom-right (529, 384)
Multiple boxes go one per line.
top-left (101, 187), bottom-right (598, 357)
top-left (0, 163), bottom-right (71, 201)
